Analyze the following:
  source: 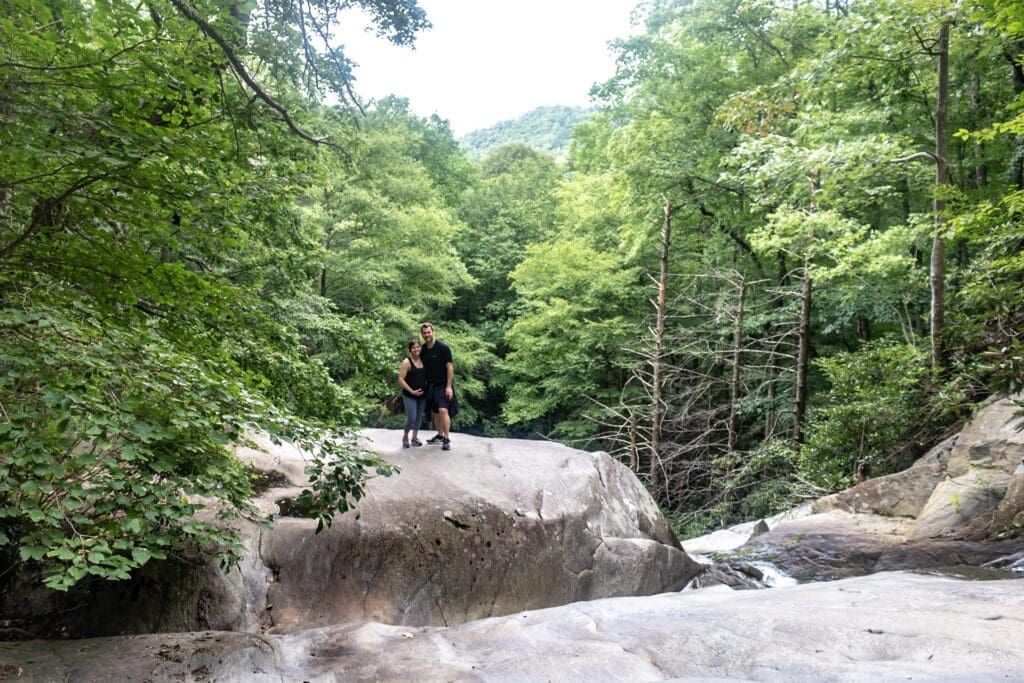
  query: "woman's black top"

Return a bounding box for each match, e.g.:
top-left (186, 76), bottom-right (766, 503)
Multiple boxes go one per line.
top-left (403, 357), bottom-right (427, 398)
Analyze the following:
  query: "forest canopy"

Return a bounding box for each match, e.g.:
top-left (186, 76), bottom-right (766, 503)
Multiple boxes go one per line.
top-left (2, 0), bottom-right (1024, 590)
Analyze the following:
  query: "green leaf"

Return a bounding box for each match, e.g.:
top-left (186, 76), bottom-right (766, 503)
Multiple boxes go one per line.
top-left (131, 548), bottom-right (152, 566)
top-left (19, 545), bottom-right (47, 562)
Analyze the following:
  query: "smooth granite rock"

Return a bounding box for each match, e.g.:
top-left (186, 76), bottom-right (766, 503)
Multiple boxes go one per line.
top-left (0, 430), bottom-right (698, 637)
top-left (946, 395), bottom-right (1024, 476)
top-left (3, 572), bottom-right (1022, 682)
top-left (258, 429), bottom-right (699, 631)
top-left (910, 468), bottom-right (1013, 540)
top-left (813, 463), bottom-right (946, 518)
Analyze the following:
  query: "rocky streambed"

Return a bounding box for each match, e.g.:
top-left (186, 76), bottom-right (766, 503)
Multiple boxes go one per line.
top-left (2, 397), bottom-right (1024, 681)
top-left (3, 572), bottom-right (1023, 682)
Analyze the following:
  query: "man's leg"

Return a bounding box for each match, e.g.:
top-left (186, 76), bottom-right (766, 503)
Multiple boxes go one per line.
top-left (437, 408), bottom-right (450, 438)
top-left (437, 407), bottom-right (451, 450)
top-left (426, 410), bottom-right (444, 443)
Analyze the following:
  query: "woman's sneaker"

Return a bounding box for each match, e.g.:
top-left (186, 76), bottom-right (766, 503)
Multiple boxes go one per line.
top-left (442, 438), bottom-right (451, 451)
top-left (410, 438), bottom-right (423, 447)
top-left (426, 434), bottom-right (444, 444)
top-left (402, 437), bottom-right (410, 449)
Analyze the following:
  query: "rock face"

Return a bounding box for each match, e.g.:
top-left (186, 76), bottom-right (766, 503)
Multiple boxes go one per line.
top-left (258, 430), bottom-right (698, 631)
top-left (0, 430), bottom-right (698, 637)
top-left (3, 572), bottom-right (1022, 682)
top-left (812, 395), bottom-right (1024, 542)
top-left (720, 396), bottom-right (1024, 581)
top-left (813, 462), bottom-right (946, 518)
top-left (909, 468), bottom-right (1013, 540)
top-left (946, 395), bottom-right (1024, 476)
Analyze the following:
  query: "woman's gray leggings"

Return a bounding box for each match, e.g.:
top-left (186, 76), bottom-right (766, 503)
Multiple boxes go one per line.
top-left (403, 395), bottom-right (425, 431)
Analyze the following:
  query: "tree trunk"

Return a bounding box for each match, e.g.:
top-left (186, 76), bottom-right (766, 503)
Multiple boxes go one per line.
top-left (629, 410), bottom-right (639, 473)
top-left (728, 276), bottom-right (745, 452)
top-left (931, 22), bottom-right (949, 371)
top-left (969, 59), bottom-right (988, 189)
top-left (794, 254), bottom-right (812, 445)
top-left (650, 198), bottom-right (672, 492)
top-left (1008, 43), bottom-right (1024, 190)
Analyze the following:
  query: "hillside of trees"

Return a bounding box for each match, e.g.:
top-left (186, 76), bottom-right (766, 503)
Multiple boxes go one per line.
top-left (460, 105), bottom-right (595, 160)
top-left (3, 0), bottom-right (1024, 591)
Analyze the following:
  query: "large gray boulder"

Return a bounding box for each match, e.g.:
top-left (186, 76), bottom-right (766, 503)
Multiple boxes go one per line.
top-left (812, 463), bottom-right (945, 518)
top-left (4, 572), bottom-right (1022, 682)
top-left (986, 472), bottom-right (1024, 539)
top-left (257, 429), bottom-right (698, 631)
top-left (766, 398), bottom-right (1023, 548)
top-left (0, 430), bottom-right (697, 637)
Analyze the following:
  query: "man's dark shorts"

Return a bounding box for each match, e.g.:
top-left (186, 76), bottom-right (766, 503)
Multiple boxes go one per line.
top-left (425, 383), bottom-right (459, 419)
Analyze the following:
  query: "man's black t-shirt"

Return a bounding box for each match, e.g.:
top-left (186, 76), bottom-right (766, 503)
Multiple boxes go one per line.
top-left (420, 339), bottom-right (452, 385)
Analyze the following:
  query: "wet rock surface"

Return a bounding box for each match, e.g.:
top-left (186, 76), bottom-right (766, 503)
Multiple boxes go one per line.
top-left (705, 396), bottom-right (1024, 582)
top-left (685, 561), bottom-right (770, 590)
top-left (732, 510), bottom-right (1023, 582)
top-left (3, 572), bottom-right (1022, 682)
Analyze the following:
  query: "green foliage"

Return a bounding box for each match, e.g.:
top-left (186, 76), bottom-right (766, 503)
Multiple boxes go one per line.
top-left (6, 0), bottom-right (1024, 589)
top-left (669, 439), bottom-right (812, 538)
top-left (455, 144), bottom-right (560, 325)
top-left (308, 105), bottom-right (473, 332)
top-left (501, 241), bottom-right (641, 440)
top-left (798, 342), bottom-right (937, 490)
top-left (0, 0), bottom-right (418, 591)
top-left (541, 0), bottom-right (1024, 522)
top-left (0, 277), bottom-right (394, 590)
top-left (460, 105), bottom-right (595, 161)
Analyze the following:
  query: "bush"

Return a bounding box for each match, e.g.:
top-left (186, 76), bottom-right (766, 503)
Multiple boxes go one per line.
top-left (0, 278), bottom-right (390, 592)
top-left (798, 341), bottom-right (933, 490)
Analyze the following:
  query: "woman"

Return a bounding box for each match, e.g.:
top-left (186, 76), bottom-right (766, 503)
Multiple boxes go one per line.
top-left (398, 339), bottom-right (427, 448)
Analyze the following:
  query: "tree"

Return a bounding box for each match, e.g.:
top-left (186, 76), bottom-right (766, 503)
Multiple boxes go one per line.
top-left (501, 241), bottom-right (641, 440)
top-left (0, 0), bottom-right (427, 590)
top-left (454, 144), bottom-right (560, 327)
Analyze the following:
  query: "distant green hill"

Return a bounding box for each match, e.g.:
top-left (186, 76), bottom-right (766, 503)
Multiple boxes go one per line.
top-left (461, 105), bottom-right (594, 161)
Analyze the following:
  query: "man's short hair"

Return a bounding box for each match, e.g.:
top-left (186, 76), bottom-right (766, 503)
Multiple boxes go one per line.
top-left (420, 322), bottom-right (434, 331)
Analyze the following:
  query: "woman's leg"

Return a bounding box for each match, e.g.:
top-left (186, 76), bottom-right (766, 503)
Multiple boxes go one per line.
top-left (402, 395), bottom-right (418, 446)
top-left (411, 397), bottom-right (425, 441)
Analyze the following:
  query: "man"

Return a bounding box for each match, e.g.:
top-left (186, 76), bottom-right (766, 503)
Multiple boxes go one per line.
top-left (419, 322), bottom-right (457, 451)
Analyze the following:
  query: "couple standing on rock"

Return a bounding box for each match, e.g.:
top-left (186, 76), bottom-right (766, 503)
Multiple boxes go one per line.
top-left (397, 322), bottom-right (458, 451)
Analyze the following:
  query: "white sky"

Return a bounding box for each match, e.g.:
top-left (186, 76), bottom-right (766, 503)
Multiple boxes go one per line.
top-left (337, 0), bottom-right (640, 136)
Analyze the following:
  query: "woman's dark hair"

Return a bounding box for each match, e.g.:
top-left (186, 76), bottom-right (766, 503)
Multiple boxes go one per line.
top-left (407, 338), bottom-right (419, 351)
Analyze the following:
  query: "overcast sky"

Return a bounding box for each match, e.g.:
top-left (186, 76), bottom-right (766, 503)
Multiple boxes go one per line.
top-left (337, 0), bottom-right (640, 136)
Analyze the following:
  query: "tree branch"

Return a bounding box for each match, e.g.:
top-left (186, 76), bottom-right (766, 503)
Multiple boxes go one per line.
top-left (166, 0), bottom-right (342, 150)
top-left (890, 151), bottom-right (941, 165)
top-left (0, 176), bottom-right (102, 261)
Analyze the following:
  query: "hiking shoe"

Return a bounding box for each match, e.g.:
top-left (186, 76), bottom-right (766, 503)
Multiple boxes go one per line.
top-left (441, 439), bottom-right (451, 451)
top-left (410, 438), bottom-right (423, 447)
top-left (402, 437), bottom-right (410, 449)
top-left (426, 434), bottom-right (444, 444)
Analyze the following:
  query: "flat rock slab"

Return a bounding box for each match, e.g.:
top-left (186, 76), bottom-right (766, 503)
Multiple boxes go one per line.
top-left (4, 572), bottom-right (1022, 681)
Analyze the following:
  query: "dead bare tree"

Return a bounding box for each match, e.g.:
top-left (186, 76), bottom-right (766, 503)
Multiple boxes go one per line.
top-left (596, 269), bottom-right (803, 528)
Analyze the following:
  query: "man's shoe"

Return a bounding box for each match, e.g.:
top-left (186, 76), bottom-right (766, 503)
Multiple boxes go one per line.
top-left (426, 434), bottom-right (444, 444)
top-left (402, 437), bottom-right (410, 449)
top-left (441, 439), bottom-right (451, 451)
top-left (410, 438), bottom-right (423, 447)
